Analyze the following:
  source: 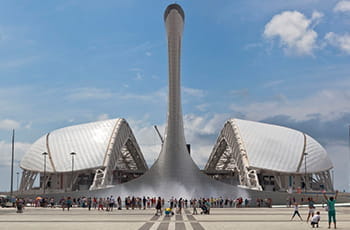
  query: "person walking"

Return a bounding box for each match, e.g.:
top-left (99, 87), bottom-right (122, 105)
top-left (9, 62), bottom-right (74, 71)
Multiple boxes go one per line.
top-left (306, 197), bottom-right (316, 222)
top-left (323, 190), bottom-right (338, 229)
top-left (109, 196), bottom-right (115, 211)
top-left (66, 197), bottom-right (72, 211)
top-left (16, 198), bottom-right (24, 213)
top-left (117, 196), bottom-right (122, 210)
top-left (155, 197), bottom-right (162, 216)
top-left (177, 198), bottom-right (183, 214)
top-left (98, 198), bottom-right (104, 211)
top-left (192, 199), bottom-right (198, 215)
top-left (143, 196), bottom-right (147, 210)
top-left (93, 197), bottom-right (97, 209)
top-left (169, 197), bottom-right (174, 209)
top-left (61, 197), bottom-right (66, 211)
top-left (290, 202), bottom-right (303, 221)
top-left (87, 197), bottom-right (92, 211)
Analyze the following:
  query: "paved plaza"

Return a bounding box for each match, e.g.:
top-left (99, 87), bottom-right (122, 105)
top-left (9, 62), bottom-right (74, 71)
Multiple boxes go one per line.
top-left (0, 206), bottom-right (350, 230)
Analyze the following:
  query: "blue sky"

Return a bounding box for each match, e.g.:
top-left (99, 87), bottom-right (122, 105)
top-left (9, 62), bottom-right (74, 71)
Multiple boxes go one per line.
top-left (0, 0), bottom-right (350, 191)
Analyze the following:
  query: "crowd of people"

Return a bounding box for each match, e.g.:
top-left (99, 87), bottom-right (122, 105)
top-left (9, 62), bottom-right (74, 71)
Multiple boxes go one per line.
top-left (12, 195), bottom-right (253, 215)
top-left (12, 190), bottom-right (340, 228)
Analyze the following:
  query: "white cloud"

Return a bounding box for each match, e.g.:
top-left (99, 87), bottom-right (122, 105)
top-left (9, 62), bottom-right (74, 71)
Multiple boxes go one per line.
top-left (182, 87), bottom-right (206, 98)
top-left (230, 89), bottom-right (249, 97)
top-left (311, 11), bottom-right (323, 25)
top-left (244, 42), bottom-right (263, 50)
top-left (264, 11), bottom-right (322, 55)
top-left (0, 56), bottom-right (39, 69)
top-left (196, 103), bottom-right (209, 112)
top-left (128, 119), bottom-right (164, 167)
top-left (129, 114), bottom-right (229, 169)
top-left (184, 113), bottom-right (229, 136)
top-left (129, 68), bottom-right (142, 72)
top-left (129, 68), bottom-right (144, 80)
top-left (121, 87), bottom-right (167, 103)
top-left (183, 113), bottom-right (230, 167)
top-left (262, 80), bottom-right (284, 88)
top-left (325, 32), bottom-right (350, 54)
top-left (230, 89), bottom-right (350, 121)
top-left (135, 72), bottom-right (143, 80)
top-left (97, 114), bottom-right (109, 121)
top-left (121, 87), bottom-right (206, 104)
top-left (67, 88), bottom-right (113, 101)
top-left (334, 0), bottom-right (350, 12)
top-left (24, 122), bottom-right (32, 129)
top-left (324, 141), bottom-right (350, 191)
top-left (126, 41), bottom-right (153, 55)
top-left (0, 141), bottom-right (31, 167)
top-left (0, 119), bottom-right (20, 130)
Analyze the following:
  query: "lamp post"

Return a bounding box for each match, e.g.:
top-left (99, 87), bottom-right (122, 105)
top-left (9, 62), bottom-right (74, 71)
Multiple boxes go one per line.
top-left (16, 172), bottom-right (19, 191)
top-left (70, 152), bottom-right (76, 191)
top-left (42, 152), bottom-right (48, 194)
top-left (304, 152), bottom-right (308, 193)
top-left (332, 169), bottom-right (335, 190)
top-left (10, 129), bottom-right (15, 197)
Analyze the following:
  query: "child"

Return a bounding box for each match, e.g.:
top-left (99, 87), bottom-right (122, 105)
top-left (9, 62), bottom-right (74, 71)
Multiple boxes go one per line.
top-left (164, 207), bottom-right (174, 217)
top-left (311, 211), bottom-right (321, 228)
top-left (291, 202), bottom-right (303, 221)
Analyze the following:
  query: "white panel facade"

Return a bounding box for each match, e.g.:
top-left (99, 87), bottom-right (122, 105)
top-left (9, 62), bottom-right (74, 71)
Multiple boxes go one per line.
top-left (21, 135), bottom-right (54, 172)
top-left (20, 119), bottom-right (121, 173)
top-left (300, 134), bottom-right (333, 173)
top-left (231, 119), bottom-right (332, 173)
top-left (233, 119), bottom-right (304, 172)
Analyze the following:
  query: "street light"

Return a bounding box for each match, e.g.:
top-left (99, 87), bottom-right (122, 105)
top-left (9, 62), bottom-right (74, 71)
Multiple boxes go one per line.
top-left (304, 152), bottom-right (308, 193)
top-left (42, 152), bottom-right (48, 194)
top-left (16, 172), bottom-right (19, 191)
top-left (70, 152), bottom-right (76, 191)
top-left (332, 169), bottom-right (335, 190)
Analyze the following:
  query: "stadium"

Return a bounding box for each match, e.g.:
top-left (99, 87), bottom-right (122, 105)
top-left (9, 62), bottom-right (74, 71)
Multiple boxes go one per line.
top-left (19, 118), bottom-right (334, 195)
top-left (19, 119), bottom-right (148, 194)
top-left (204, 119), bottom-right (333, 192)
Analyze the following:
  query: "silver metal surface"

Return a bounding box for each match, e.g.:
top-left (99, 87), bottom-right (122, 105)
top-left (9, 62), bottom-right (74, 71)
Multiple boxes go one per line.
top-left (92, 4), bottom-right (247, 199)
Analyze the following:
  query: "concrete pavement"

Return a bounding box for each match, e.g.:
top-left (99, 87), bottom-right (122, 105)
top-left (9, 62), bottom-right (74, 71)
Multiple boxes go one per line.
top-left (0, 206), bottom-right (349, 230)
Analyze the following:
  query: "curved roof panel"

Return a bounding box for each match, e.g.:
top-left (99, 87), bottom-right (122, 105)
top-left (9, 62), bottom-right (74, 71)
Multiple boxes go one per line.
top-left (301, 134), bottom-right (332, 173)
top-left (230, 119), bottom-right (332, 173)
top-left (21, 119), bottom-right (122, 173)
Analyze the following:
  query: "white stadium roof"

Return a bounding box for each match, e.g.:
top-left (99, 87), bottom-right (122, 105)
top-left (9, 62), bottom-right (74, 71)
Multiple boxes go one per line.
top-left (20, 118), bottom-right (133, 173)
top-left (230, 119), bottom-right (333, 173)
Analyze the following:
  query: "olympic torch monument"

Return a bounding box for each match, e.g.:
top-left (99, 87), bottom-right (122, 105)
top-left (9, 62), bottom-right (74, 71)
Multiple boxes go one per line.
top-left (91, 4), bottom-right (247, 198)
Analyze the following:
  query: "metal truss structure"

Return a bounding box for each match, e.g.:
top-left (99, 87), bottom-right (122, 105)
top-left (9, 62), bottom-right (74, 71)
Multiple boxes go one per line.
top-left (90, 119), bottom-right (148, 189)
top-left (205, 120), bottom-right (262, 190)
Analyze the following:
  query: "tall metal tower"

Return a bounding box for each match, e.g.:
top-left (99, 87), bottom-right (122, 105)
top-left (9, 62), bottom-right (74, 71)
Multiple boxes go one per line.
top-left (95, 4), bottom-right (246, 198)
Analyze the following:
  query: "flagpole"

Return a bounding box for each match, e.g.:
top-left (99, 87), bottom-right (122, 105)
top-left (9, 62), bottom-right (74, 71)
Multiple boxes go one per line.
top-left (10, 129), bottom-right (15, 197)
